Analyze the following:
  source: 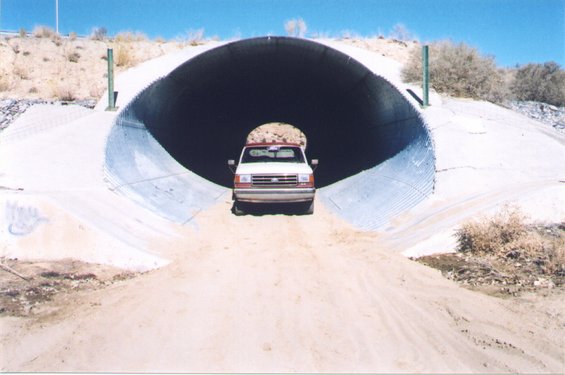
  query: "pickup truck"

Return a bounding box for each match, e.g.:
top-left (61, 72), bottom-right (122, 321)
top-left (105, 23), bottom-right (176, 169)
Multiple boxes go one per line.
top-left (228, 142), bottom-right (318, 215)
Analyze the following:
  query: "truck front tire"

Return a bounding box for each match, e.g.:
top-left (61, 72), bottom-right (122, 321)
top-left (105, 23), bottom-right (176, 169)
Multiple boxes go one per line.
top-left (304, 200), bottom-right (314, 215)
top-left (233, 201), bottom-right (245, 216)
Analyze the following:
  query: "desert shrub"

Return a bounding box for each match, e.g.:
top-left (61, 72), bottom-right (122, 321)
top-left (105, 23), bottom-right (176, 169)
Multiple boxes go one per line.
top-left (0, 74), bottom-right (10, 92)
top-left (114, 44), bottom-right (136, 67)
top-left (18, 28), bottom-right (27, 38)
top-left (402, 40), bottom-right (505, 102)
top-left (339, 30), bottom-right (360, 39)
top-left (456, 205), bottom-right (528, 254)
top-left (510, 62), bottom-right (565, 107)
top-left (180, 28), bottom-right (205, 46)
top-left (67, 51), bottom-right (81, 63)
top-left (52, 82), bottom-right (76, 101)
top-left (32, 25), bottom-right (57, 38)
top-left (115, 31), bottom-right (148, 43)
top-left (13, 64), bottom-right (30, 80)
top-left (310, 31), bottom-right (330, 39)
top-left (90, 26), bottom-right (108, 41)
top-left (52, 34), bottom-right (62, 46)
top-left (89, 84), bottom-right (105, 99)
top-left (285, 18), bottom-right (307, 38)
top-left (389, 23), bottom-right (413, 42)
top-left (456, 207), bottom-right (565, 276)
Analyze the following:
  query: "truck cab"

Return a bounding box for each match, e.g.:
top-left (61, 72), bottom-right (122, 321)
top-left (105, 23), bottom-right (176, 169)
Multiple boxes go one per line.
top-left (228, 143), bottom-right (318, 215)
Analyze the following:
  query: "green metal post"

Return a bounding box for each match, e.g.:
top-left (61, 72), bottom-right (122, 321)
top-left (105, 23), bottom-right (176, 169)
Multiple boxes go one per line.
top-left (106, 48), bottom-right (116, 111)
top-left (422, 45), bottom-right (429, 108)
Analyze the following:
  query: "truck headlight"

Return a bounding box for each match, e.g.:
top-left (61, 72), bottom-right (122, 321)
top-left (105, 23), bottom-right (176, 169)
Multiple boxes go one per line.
top-left (298, 174), bottom-right (313, 184)
top-left (236, 174), bottom-right (251, 183)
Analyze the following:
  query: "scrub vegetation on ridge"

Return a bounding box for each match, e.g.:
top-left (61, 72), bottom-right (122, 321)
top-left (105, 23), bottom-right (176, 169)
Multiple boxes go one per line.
top-left (2, 24), bottom-right (564, 106)
top-left (401, 40), bottom-right (565, 106)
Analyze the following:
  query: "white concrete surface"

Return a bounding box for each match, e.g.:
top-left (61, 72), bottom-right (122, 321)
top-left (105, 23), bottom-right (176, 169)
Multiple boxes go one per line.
top-left (396, 98), bottom-right (565, 257)
top-left (1, 105), bottom-right (174, 270)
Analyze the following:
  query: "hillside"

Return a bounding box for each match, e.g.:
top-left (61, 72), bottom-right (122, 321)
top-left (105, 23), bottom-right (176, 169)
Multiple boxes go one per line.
top-left (0, 34), bottom-right (416, 102)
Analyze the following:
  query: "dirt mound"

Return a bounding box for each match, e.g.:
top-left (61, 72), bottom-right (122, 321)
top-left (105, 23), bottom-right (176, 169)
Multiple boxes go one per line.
top-left (246, 122), bottom-right (307, 146)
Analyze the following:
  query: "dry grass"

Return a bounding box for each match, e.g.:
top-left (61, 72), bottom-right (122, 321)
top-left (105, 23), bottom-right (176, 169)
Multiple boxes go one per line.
top-left (0, 74), bottom-right (11, 92)
top-left (13, 64), bottom-right (30, 80)
top-left (113, 43), bottom-right (137, 67)
top-left (178, 29), bottom-right (206, 47)
top-left (456, 205), bottom-right (528, 254)
top-left (456, 205), bottom-right (565, 277)
top-left (90, 27), bottom-right (108, 41)
top-left (50, 81), bottom-right (76, 101)
top-left (67, 51), bottom-right (81, 63)
top-left (32, 25), bottom-right (57, 39)
top-left (114, 31), bottom-right (149, 43)
top-left (418, 206), bottom-right (564, 297)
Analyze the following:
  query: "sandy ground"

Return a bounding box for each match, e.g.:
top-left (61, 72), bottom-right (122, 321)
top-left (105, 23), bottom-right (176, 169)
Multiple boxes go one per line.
top-left (1, 196), bottom-right (564, 373)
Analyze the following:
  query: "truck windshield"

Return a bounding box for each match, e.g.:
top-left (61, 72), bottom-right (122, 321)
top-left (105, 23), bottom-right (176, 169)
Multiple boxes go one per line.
top-left (241, 146), bottom-right (305, 163)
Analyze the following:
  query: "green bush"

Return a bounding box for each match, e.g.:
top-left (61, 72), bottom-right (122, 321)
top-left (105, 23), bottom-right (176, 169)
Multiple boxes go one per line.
top-left (510, 62), bottom-right (565, 106)
top-left (402, 40), bottom-right (506, 102)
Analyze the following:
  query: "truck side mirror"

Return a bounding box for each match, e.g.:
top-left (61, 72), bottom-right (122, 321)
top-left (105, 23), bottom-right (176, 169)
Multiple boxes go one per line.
top-left (311, 159), bottom-right (318, 171)
top-left (228, 159), bottom-right (236, 173)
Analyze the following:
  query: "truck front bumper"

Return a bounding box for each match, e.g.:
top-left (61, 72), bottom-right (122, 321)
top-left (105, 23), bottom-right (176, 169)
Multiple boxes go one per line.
top-left (234, 188), bottom-right (315, 203)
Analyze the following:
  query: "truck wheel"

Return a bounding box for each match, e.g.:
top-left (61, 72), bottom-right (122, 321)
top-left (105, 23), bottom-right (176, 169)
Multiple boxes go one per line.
top-left (233, 201), bottom-right (245, 216)
top-left (304, 200), bottom-right (314, 215)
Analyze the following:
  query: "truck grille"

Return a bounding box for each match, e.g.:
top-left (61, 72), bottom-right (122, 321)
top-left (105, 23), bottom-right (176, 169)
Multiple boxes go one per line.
top-left (252, 174), bottom-right (298, 187)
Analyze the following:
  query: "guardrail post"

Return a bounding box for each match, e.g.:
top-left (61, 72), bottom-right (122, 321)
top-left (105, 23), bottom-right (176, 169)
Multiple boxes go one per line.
top-left (422, 45), bottom-right (430, 108)
top-left (106, 48), bottom-right (117, 111)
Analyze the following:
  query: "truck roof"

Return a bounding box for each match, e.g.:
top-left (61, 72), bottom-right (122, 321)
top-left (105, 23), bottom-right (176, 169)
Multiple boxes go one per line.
top-left (245, 142), bottom-right (302, 147)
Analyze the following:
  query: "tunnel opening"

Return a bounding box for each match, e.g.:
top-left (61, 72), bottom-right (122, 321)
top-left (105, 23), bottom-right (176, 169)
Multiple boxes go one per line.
top-left (105, 36), bottom-right (435, 229)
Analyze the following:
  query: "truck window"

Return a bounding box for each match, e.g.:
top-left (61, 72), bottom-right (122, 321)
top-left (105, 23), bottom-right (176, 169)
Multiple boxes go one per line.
top-left (242, 146), bottom-right (305, 163)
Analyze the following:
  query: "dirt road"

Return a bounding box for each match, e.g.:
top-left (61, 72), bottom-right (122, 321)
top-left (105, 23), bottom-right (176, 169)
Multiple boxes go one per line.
top-left (1, 196), bottom-right (564, 372)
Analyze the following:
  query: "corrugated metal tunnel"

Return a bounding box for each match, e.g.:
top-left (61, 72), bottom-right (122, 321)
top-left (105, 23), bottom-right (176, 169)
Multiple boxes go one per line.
top-left (105, 37), bottom-right (435, 229)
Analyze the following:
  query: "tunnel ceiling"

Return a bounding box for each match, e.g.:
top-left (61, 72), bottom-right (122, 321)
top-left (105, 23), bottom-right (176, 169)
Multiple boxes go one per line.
top-left (106, 36), bottom-right (436, 229)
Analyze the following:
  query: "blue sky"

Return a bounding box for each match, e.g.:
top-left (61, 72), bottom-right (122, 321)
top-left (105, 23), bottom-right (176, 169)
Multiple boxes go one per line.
top-left (1, 0), bottom-right (563, 67)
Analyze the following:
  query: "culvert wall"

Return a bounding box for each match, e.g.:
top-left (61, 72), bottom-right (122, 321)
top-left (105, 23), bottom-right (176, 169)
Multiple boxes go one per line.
top-left (104, 37), bottom-right (435, 229)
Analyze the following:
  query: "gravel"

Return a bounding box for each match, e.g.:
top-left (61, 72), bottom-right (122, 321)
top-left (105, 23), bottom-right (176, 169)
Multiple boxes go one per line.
top-left (0, 98), bottom-right (97, 130)
top-left (508, 101), bottom-right (565, 133)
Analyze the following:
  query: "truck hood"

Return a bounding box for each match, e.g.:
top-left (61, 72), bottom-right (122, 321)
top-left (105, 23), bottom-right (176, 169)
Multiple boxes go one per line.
top-left (236, 162), bottom-right (313, 175)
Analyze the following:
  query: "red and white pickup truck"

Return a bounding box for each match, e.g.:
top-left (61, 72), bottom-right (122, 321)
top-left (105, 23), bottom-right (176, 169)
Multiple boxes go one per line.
top-left (228, 142), bottom-right (318, 215)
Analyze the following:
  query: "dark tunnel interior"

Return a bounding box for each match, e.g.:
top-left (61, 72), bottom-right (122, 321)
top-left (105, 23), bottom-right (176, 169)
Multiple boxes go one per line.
top-left (106, 36), bottom-right (435, 227)
top-left (132, 37), bottom-right (421, 188)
